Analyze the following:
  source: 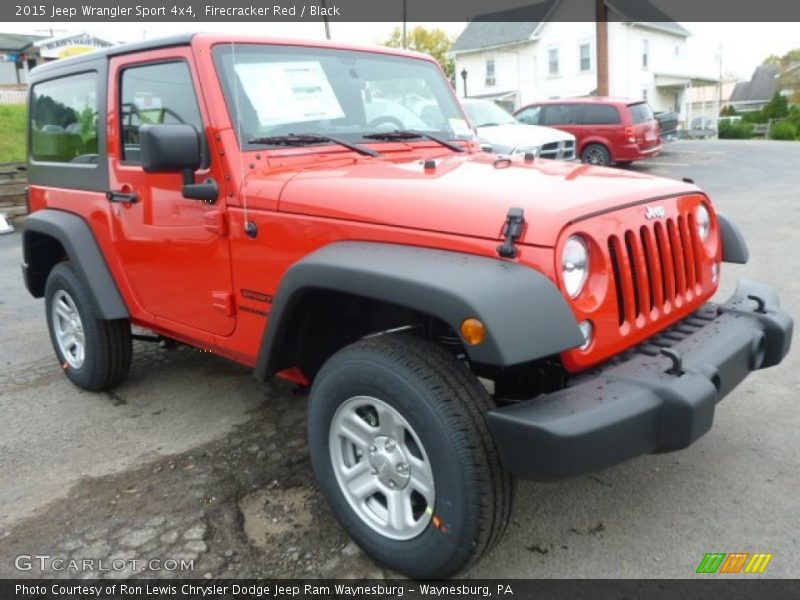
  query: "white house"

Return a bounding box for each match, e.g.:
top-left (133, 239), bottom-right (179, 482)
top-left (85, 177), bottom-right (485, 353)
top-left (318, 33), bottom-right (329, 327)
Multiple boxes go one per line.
top-left (450, 0), bottom-right (718, 124)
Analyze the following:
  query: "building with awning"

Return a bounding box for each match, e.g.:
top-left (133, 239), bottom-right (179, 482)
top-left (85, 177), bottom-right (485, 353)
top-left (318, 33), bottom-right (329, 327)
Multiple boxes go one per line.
top-left (0, 33), bottom-right (45, 85)
top-left (449, 0), bottom-right (718, 128)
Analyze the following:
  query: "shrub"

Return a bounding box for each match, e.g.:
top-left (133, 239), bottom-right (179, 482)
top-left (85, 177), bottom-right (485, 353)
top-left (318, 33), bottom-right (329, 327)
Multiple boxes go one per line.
top-left (769, 121), bottom-right (798, 140)
top-left (718, 120), bottom-right (754, 139)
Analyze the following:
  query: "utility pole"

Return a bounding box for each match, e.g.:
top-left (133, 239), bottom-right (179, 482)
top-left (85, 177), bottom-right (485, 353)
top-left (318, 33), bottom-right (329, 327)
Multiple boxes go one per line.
top-left (595, 0), bottom-right (609, 96)
top-left (322, 0), bottom-right (331, 40)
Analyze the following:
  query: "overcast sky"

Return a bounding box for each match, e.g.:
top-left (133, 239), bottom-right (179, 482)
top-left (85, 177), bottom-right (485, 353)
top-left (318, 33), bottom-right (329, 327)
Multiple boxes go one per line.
top-left (4, 21), bottom-right (798, 80)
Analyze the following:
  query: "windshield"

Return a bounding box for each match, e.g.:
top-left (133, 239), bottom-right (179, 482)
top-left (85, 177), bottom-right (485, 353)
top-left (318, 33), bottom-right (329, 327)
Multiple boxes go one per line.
top-left (213, 44), bottom-right (473, 149)
top-left (463, 101), bottom-right (517, 127)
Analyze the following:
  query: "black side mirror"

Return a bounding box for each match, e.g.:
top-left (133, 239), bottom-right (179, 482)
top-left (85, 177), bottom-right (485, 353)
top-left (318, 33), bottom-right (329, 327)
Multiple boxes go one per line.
top-left (139, 124), bottom-right (218, 202)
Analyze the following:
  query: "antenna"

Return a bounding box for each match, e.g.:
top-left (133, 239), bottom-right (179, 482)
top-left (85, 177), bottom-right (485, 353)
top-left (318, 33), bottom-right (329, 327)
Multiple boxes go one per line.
top-left (230, 41), bottom-right (252, 236)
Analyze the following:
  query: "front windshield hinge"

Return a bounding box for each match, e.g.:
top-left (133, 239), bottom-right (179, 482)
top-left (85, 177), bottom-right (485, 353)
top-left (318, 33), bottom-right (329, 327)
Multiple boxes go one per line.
top-left (497, 207), bottom-right (526, 259)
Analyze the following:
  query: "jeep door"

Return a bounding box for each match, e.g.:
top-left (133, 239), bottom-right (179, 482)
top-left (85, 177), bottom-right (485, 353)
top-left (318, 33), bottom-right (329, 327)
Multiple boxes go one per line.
top-left (107, 48), bottom-right (236, 337)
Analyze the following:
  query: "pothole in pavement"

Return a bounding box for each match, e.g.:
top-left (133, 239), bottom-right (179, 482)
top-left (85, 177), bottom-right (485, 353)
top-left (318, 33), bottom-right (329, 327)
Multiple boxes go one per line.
top-left (0, 380), bottom-right (387, 579)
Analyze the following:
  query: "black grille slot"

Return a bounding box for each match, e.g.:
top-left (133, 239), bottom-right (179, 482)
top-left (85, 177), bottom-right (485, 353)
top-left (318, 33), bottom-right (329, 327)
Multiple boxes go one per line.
top-left (624, 231), bottom-right (642, 318)
top-left (653, 222), bottom-right (673, 302)
top-left (608, 236), bottom-right (626, 326)
top-left (639, 226), bottom-right (656, 311)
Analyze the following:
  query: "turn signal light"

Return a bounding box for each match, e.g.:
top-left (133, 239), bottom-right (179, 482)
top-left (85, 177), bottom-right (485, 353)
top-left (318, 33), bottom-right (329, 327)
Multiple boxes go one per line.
top-left (460, 318), bottom-right (487, 345)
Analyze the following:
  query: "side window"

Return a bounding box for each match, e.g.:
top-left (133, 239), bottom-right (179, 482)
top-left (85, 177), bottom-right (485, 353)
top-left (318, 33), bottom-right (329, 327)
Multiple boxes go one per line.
top-left (31, 72), bottom-right (98, 164)
top-left (120, 61), bottom-right (204, 163)
top-left (516, 106), bottom-right (541, 125)
top-left (582, 104), bottom-right (621, 125)
top-left (542, 104), bottom-right (578, 126)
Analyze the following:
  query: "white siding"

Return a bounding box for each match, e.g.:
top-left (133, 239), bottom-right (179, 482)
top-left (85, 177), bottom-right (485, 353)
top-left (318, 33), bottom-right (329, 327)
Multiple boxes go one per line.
top-left (453, 17), bottom-right (710, 115)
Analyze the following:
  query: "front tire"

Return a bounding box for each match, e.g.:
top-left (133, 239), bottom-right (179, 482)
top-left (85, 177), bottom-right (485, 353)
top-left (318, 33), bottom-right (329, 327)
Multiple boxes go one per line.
top-left (45, 262), bottom-right (132, 391)
top-left (581, 143), bottom-right (611, 166)
top-left (307, 335), bottom-right (512, 578)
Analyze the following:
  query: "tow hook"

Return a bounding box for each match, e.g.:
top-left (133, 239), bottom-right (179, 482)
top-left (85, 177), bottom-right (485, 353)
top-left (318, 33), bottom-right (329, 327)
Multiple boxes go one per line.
top-left (661, 348), bottom-right (684, 376)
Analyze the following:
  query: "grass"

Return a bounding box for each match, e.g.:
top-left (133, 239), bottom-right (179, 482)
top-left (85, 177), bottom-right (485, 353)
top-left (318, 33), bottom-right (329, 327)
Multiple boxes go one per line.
top-left (0, 104), bottom-right (27, 164)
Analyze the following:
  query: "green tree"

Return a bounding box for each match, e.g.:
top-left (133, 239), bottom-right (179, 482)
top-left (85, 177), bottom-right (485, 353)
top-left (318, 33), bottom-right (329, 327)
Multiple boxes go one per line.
top-left (381, 26), bottom-right (455, 81)
top-left (763, 49), bottom-right (800, 70)
top-left (763, 92), bottom-right (789, 120)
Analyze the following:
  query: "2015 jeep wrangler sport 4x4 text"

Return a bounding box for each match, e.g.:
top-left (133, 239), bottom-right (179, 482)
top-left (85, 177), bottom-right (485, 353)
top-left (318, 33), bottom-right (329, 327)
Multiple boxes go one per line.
top-left (22, 34), bottom-right (793, 578)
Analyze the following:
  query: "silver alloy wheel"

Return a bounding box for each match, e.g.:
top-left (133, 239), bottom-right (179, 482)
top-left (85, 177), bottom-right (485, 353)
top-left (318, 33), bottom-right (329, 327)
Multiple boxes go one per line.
top-left (329, 395), bottom-right (435, 540)
top-left (52, 289), bottom-right (86, 369)
top-left (584, 146), bottom-right (607, 165)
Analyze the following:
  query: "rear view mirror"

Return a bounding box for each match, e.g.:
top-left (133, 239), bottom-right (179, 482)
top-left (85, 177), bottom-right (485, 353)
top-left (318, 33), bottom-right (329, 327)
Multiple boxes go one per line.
top-left (138, 124), bottom-right (217, 202)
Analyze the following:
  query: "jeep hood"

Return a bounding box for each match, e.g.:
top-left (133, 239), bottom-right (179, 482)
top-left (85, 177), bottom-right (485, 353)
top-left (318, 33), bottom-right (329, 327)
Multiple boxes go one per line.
top-left (272, 153), bottom-right (698, 247)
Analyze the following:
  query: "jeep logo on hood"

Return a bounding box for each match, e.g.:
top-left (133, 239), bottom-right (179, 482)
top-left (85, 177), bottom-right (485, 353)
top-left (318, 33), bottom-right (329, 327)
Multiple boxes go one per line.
top-left (645, 205), bottom-right (666, 219)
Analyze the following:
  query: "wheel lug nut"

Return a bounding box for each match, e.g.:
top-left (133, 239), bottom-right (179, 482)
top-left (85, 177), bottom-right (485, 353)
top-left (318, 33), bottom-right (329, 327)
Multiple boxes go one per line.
top-left (370, 445), bottom-right (377, 454)
top-left (370, 467), bottom-right (378, 475)
top-left (387, 480), bottom-right (396, 489)
top-left (396, 463), bottom-right (408, 473)
top-left (385, 440), bottom-right (396, 452)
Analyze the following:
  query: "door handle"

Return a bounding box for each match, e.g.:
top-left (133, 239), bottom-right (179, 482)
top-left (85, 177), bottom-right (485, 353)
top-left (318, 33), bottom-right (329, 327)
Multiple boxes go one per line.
top-left (106, 190), bottom-right (138, 204)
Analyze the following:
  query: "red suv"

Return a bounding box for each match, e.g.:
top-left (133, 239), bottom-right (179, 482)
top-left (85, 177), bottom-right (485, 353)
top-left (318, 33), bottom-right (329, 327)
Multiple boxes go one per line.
top-left (515, 97), bottom-right (662, 166)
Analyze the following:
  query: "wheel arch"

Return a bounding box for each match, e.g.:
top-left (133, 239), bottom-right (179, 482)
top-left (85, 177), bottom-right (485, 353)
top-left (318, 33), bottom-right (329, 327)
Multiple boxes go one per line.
top-left (579, 138), bottom-right (612, 159)
top-left (254, 242), bottom-right (584, 382)
top-left (23, 209), bottom-right (129, 320)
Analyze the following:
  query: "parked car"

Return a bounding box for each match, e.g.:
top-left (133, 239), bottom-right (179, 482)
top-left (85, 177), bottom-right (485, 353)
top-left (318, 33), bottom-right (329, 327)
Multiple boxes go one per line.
top-left (462, 98), bottom-right (576, 160)
top-left (23, 34), bottom-right (792, 580)
top-left (654, 110), bottom-right (679, 141)
top-left (515, 97), bottom-right (662, 166)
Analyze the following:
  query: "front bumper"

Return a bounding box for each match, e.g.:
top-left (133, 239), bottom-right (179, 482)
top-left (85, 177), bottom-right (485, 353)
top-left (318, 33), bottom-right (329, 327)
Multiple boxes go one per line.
top-left (487, 279), bottom-right (793, 481)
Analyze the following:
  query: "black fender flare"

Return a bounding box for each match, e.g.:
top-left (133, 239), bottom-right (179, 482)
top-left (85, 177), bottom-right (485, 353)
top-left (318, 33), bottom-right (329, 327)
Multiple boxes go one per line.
top-left (22, 209), bottom-right (129, 320)
top-left (254, 241), bottom-right (583, 380)
top-left (718, 213), bottom-right (749, 264)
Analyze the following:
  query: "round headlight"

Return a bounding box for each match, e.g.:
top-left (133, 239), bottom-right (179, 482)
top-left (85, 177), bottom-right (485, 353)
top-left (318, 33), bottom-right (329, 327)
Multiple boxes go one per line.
top-left (695, 204), bottom-right (711, 241)
top-left (562, 235), bottom-right (589, 298)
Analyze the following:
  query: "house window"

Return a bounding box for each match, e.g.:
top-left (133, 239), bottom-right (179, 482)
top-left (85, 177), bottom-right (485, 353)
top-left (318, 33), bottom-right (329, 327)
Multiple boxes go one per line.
top-left (642, 88), bottom-right (649, 101)
top-left (548, 48), bottom-right (559, 76)
top-left (579, 43), bottom-right (591, 72)
top-left (485, 58), bottom-right (496, 86)
top-left (642, 39), bottom-right (649, 69)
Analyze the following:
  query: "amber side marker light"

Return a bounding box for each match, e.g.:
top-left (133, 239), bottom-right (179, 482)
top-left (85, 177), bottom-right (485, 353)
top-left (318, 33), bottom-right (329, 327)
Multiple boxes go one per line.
top-left (461, 318), bottom-right (487, 345)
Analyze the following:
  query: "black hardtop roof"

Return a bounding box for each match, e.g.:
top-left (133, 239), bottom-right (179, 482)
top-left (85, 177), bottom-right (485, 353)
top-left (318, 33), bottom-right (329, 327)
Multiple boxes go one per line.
top-left (29, 33), bottom-right (197, 80)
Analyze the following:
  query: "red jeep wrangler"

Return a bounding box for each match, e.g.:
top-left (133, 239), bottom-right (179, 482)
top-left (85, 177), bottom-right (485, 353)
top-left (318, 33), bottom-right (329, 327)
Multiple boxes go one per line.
top-left (22, 34), bottom-right (792, 579)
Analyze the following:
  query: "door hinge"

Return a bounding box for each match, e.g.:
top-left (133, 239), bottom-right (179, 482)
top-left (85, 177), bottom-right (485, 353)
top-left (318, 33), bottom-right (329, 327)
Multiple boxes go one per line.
top-left (204, 210), bottom-right (228, 236)
top-left (212, 291), bottom-right (235, 316)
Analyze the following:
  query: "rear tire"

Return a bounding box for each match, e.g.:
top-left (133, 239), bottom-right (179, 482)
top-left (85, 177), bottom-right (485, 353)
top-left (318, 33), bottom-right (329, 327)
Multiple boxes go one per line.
top-left (307, 335), bottom-right (512, 579)
top-left (45, 262), bottom-right (132, 391)
top-left (581, 143), bottom-right (611, 166)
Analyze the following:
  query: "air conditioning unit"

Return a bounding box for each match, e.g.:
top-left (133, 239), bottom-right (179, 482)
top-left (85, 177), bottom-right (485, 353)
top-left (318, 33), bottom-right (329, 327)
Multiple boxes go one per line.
top-left (485, 77), bottom-right (496, 86)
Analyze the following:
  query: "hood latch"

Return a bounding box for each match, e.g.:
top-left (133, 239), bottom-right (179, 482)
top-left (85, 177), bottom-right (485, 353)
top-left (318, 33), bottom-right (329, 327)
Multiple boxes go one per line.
top-left (497, 207), bottom-right (526, 259)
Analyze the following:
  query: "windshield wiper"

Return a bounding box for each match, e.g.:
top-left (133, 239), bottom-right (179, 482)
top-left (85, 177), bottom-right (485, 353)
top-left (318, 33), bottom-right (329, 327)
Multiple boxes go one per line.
top-left (248, 133), bottom-right (380, 157)
top-left (362, 130), bottom-right (465, 153)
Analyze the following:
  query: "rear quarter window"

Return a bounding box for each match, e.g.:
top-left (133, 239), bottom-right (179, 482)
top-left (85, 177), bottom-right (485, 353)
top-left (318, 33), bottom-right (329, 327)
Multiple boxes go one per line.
top-left (581, 104), bottom-right (621, 125)
top-left (30, 72), bottom-right (98, 164)
top-left (628, 102), bottom-right (654, 124)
